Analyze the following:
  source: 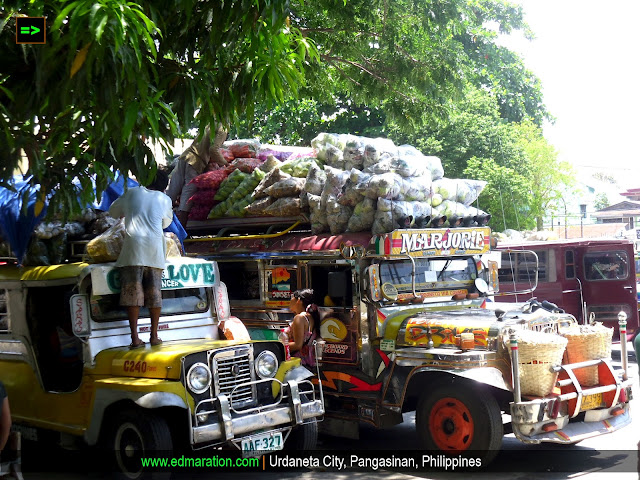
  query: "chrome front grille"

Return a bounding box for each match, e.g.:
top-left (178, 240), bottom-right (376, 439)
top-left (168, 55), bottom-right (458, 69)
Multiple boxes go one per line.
top-left (211, 346), bottom-right (256, 409)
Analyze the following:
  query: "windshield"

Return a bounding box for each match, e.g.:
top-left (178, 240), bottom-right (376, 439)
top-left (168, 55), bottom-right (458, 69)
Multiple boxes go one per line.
top-left (379, 257), bottom-right (477, 293)
top-left (90, 287), bottom-right (210, 322)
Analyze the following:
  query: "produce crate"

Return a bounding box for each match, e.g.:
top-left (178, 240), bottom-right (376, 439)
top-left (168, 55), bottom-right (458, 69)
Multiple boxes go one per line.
top-left (562, 323), bottom-right (613, 386)
top-left (515, 329), bottom-right (568, 397)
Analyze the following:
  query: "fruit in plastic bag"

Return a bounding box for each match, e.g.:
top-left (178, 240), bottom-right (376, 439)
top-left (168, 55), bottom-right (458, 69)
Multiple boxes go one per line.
top-left (86, 219), bottom-right (126, 263)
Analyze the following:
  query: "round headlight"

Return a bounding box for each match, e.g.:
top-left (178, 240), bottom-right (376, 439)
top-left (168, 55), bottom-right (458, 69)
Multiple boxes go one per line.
top-left (255, 351), bottom-right (278, 379)
top-left (187, 362), bottom-right (211, 394)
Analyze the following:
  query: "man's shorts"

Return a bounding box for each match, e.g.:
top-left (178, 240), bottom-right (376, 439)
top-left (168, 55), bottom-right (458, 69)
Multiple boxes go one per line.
top-left (119, 266), bottom-right (163, 308)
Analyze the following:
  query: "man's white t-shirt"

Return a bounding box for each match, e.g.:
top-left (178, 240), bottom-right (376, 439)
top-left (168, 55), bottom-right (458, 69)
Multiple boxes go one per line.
top-left (108, 186), bottom-right (173, 269)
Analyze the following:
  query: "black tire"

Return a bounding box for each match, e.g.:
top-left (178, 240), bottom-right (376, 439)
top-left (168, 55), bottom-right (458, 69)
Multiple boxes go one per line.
top-left (285, 394), bottom-right (318, 450)
top-left (108, 409), bottom-right (173, 480)
top-left (286, 419), bottom-right (318, 450)
top-left (416, 382), bottom-right (503, 465)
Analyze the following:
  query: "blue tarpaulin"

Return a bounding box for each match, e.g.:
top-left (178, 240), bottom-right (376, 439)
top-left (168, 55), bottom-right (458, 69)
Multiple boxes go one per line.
top-left (0, 172), bottom-right (186, 264)
top-left (0, 175), bottom-right (48, 263)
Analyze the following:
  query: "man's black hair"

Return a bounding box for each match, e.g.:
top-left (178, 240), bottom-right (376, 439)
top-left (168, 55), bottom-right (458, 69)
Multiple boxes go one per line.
top-left (147, 169), bottom-right (169, 192)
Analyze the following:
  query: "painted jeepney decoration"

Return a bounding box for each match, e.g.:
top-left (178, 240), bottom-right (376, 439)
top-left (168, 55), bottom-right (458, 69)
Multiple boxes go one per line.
top-left (185, 225), bottom-right (633, 465)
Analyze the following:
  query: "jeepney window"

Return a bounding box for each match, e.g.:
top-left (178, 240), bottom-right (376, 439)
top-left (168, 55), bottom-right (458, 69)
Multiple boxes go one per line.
top-left (0, 290), bottom-right (8, 332)
top-left (309, 265), bottom-right (353, 307)
top-left (217, 262), bottom-right (260, 300)
top-left (380, 257), bottom-right (476, 293)
top-left (565, 250), bottom-right (576, 279)
top-left (90, 287), bottom-right (209, 322)
top-left (584, 251), bottom-right (629, 281)
top-left (499, 251), bottom-right (549, 283)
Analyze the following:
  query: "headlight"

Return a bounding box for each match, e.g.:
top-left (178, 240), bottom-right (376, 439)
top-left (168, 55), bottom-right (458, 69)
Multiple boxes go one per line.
top-left (255, 351), bottom-right (278, 379)
top-left (187, 362), bottom-right (211, 394)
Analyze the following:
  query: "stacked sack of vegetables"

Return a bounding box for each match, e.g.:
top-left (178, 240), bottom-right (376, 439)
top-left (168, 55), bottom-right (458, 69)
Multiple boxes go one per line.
top-left (309, 133), bottom-right (489, 235)
top-left (187, 168), bottom-right (232, 221)
top-left (243, 151), bottom-right (317, 217)
top-left (194, 133), bottom-right (489, 236)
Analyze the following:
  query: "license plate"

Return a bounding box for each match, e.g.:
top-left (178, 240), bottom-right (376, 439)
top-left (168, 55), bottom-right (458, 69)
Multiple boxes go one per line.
top-left (241, 431), bottom-right (284, 455)
top-left (581, 392), bottom-right (603, 411)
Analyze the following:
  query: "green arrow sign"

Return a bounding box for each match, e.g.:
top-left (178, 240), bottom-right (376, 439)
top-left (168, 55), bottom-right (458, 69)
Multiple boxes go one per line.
top-left (20, 25), bottom-right (40, 35)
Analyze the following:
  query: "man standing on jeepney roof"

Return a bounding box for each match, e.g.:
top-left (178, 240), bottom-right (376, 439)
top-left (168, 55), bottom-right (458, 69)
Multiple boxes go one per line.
top-left (109, 170), bottom-right (173, 349)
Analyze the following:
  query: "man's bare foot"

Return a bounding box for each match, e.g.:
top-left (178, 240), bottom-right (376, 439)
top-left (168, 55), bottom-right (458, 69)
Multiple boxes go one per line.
top-left (150, 337), bottom-right (163, 346)
top-left (129, 339), bottom-right (145, 349)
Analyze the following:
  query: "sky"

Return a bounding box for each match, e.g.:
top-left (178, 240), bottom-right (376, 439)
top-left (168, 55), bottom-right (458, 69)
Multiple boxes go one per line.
top-left (500, 0), bottom-right (640, 192)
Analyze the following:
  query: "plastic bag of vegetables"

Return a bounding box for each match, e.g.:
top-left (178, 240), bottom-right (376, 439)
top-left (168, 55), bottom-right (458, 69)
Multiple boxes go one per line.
top-left (308, 193), bottom-right (328, 234)
top-left (337, 172), bottom-right (364, 206)
top-left (253, 167), bottom-right (290, 199)
top-left (305, 162), bottom-right (327, 195)
top-left (325, 195), bottom-right (353, 235)
top-left (264, 177), bottom-right (306, 198)
top-left (433, 178), bottom-right (487, 206)
top-left (208, 198), bottom-right (233, 219)
top-left (264, 197), bottom-right (302, 217)
top-left (214, 169), bottom-right (248, 201)
top-left (343, 136), bottom-right (365, 171)
top-left (354, 171), bottom-right (403, 200)
top-left (86, 219), bottom-right (126, 263)
top-left (244, 197), bottom-right (274, 216)
top-left (393, 145), bottom-right (430, 177)
top-left (346, 198), bottom-right (376, 232)
top-left (259, 154), bottom-right (282, 172)
top-left (398, 175), bottom-right (432, 202)
top-left (424, 156), bottom-right (444, 181)
top-left (363, 138), bottom-right (398, 169)
top-left (322, 166), bottom-right (350, 197)
top-left (226, 168), bottom-right (266, 204)
top-left (226, 193), bottom-right (254, 217)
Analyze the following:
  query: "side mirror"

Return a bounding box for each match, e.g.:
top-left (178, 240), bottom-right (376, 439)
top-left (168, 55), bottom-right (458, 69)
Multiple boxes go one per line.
top-left (70, 294), bottom-right (91, 337)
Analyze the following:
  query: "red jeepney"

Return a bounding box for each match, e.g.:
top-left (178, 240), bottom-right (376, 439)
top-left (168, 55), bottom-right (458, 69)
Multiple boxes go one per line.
top-left (495, 237), bottom-right (639, 342)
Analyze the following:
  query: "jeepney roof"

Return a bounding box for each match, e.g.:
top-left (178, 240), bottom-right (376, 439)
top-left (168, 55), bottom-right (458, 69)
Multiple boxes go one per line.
top-left (0, 257), bottom-right (219, 285)
top-left (0, 262), bottom-right (90, 282)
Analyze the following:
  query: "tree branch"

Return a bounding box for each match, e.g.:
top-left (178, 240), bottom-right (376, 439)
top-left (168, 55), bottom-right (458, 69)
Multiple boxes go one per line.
top-left (321, 54), bottom-right (413, 102)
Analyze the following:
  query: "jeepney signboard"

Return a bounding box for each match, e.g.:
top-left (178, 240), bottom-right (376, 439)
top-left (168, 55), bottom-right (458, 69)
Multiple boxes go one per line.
top-left (375, 227), bottom-right (491, 257)
top-left (90, 258), bottom-right (220, 295)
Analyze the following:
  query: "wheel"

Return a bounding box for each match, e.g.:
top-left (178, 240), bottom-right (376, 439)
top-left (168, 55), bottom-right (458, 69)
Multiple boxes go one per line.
top-left (286, 419), bottom-right (318, 450)
top-left (416, 382), bottom-right (503, 464)
top-left (108, 409), bottom-right (173, 480)
top-left (285, 394), bottom-right (318, 450)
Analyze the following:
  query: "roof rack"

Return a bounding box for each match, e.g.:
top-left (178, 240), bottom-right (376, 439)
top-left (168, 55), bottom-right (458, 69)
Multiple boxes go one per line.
top-left (185, 215), bottom-right (311, 239)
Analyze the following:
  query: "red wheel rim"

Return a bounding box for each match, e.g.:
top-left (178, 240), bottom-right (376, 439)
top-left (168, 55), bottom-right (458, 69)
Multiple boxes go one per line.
top-left (428, 397), bottom-right (474, 453)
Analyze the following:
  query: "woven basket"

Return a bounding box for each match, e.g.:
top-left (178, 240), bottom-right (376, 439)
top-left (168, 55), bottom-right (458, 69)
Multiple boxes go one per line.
top-left (515, 329), bottom-right (568, 397)
top-left (562, 323), bottom-right (613, 386)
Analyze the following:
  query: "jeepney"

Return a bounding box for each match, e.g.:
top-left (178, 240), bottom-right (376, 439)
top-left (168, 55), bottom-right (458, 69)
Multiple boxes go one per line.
top-left (0, 256), bottom-right (323, 478)
top-left (186, 224), bottom-right (633, 464)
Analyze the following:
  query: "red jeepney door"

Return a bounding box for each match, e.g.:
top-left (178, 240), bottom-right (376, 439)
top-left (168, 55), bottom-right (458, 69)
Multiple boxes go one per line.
top-left (577, 246), bottom-right (639, 340)
top-left (560, 248), bottom-right (584, 322)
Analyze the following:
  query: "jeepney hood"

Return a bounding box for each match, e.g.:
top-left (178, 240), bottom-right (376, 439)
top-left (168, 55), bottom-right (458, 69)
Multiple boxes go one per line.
top-left (380, 306), bottom-right (503, 348)
top-left (92, 339), bottom-right (256, 380)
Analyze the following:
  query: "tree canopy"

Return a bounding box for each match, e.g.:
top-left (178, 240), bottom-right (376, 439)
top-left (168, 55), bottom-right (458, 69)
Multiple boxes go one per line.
top-left (1, 0), bottom-right (552, 219)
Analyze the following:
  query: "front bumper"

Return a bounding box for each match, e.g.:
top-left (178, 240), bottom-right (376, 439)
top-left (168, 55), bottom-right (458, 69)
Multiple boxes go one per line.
top-left (191, 379), bottom-right (324, 445)
top-left (512, 403), bottom-right (631, 444)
